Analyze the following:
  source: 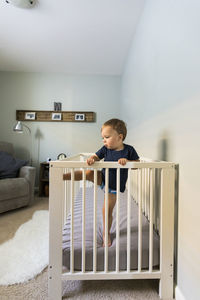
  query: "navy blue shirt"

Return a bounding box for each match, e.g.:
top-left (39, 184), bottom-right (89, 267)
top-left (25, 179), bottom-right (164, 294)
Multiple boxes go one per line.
top-left (96, 144), bottom-right (139, 192)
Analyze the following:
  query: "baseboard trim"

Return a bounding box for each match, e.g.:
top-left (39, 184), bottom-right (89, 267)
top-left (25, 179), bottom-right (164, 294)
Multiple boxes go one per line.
top-left (175, 286), bottom-right (186, 300)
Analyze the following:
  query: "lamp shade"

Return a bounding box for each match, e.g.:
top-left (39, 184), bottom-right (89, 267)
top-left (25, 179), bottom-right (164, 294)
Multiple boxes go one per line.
top-left (13, 121), bottom-right (23, 132)
top-left (13, 121), bottom-right (31, 134)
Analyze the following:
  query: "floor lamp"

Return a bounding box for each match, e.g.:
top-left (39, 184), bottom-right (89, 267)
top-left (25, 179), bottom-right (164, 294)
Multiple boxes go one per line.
top-left (13, 121), bottom-right (32, 165)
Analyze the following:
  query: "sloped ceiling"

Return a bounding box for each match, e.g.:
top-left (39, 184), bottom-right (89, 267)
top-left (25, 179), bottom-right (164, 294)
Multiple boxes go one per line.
top-left (0, 0), bottom-right (145, 75)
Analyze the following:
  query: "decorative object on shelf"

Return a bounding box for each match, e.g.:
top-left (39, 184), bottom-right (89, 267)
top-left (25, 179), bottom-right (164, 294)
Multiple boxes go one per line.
top-left (16, 110), bottom-right (95, 122)
top-left (57, 153), bottom-right (67, 160)
top-left (25, 112), bottom-right (36, 120)
top-left (54, 102), bottom-right (62, 111)
top-left (5, 0), bottom-right (36, 9)
top-left (39, 162), bottom-right (49, 197)
top-left (44, 184), bottom-right (49, 197)
top-left (52, 113), bottom-right (62, 121)
top-left (13, 121), bottom-right (32, 165)
top-left (43, 168), bottom-right (49, 180)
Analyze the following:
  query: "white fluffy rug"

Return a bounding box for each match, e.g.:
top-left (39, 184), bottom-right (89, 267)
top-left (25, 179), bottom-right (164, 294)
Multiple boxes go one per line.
top-left (0, 210), bottom-right (49, 285)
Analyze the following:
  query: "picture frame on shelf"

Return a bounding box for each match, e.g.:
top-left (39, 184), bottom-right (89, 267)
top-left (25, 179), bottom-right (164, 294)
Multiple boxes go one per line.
top-left (75, 113), bottom-right (85, 121)
top-left (25, 112), bottom-right (36, 120)
top-left (52, 113), bottom-right (62, 120)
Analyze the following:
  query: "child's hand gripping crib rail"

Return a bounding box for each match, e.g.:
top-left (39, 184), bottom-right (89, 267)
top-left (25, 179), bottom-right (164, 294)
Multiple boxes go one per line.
top-left (48, 155), bottom-right (175, 300)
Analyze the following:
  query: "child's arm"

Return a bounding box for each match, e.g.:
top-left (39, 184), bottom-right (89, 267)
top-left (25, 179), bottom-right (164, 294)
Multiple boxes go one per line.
top-left (87, 154), bottom-right (100, 165)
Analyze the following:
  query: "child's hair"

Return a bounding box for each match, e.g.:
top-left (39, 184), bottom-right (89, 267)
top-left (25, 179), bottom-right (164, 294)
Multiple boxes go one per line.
top-left (102, 118), bottom-right (127, 141)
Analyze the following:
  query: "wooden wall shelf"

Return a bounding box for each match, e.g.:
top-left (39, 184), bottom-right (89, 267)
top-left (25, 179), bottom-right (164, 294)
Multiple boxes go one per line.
top-left (16, 110), bottom-right (95, 122)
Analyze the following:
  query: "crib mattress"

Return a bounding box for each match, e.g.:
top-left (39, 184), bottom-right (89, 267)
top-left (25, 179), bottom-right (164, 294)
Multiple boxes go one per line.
top-left (62, 187), bottom-right (159, 271)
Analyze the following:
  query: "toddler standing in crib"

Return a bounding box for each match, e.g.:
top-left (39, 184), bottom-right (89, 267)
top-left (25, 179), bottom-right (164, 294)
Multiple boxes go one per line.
top-left (63, 118), bottom-right (139, 247)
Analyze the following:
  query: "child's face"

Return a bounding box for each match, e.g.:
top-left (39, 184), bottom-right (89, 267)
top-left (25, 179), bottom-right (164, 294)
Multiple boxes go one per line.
top-left (101, 125), bottom-right (123, 150)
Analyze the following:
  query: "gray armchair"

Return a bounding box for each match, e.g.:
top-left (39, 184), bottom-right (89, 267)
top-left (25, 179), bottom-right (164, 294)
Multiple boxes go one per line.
top-left (0, 141), bottom-right (36, 213)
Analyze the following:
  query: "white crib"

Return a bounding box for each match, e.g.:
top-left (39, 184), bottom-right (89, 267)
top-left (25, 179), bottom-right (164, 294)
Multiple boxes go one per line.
top-left (48, 153), bottom-right (175, 300)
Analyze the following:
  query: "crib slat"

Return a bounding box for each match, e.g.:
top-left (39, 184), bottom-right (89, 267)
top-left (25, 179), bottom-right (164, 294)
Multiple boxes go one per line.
top-left (70, 168), bottom-right (74, 273)
top-left (147, 168), bottom-right (150, 220)
top-left (144, 168), bottom-right (147, 216)
top-left (136, 169), bottom-right (139, 204)
top-left (64, 168), bottom-right (71, 220)
top-left (145, 168), bottom-right (150, 218)
top-left (93, 169), bottom-right (97, 273)
top-left (138, 169), bottom-right (142, 272)
top-left (127, 168), bottom-right (131, 272)
top-left (82, 169), bottom-right (86, 273)
top-left (104, 168), bottom-right (109, 273)
top-left (142, 168), bottom-right (145, 213)
top-left (136, 169), bottom-right (138, 202)
top-left (116, 168), bottom-right (120, 273)
top-left (63, 168), bottom-right (67, 227)
top-left (149, 168), bottom-right (154, 272)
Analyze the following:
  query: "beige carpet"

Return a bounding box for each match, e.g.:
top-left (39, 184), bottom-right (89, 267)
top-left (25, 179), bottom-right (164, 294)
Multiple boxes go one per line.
top-left (0, 196), bottom-right (160, 300)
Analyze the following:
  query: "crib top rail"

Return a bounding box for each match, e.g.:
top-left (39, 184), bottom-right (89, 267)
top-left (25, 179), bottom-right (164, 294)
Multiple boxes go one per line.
top-left (50, 153), bottom-right (175, 169)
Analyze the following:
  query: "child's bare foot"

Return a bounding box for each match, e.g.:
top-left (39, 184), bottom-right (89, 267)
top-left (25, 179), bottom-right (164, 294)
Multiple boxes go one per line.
top-left (103, 232), bottom-right (112, 247)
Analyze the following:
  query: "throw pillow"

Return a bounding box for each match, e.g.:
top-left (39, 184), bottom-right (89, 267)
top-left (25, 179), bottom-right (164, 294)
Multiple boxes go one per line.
top-left (0, 151), bottom-right (28, 179)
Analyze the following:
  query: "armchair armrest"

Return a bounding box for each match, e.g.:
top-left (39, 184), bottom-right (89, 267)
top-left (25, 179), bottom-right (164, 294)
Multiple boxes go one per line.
top-left (19, 166), bottom-right (36, 205)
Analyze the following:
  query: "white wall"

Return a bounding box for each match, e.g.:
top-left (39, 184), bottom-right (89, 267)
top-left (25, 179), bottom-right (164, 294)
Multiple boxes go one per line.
top-left (120, 1), bottom-right (200, 300)
top-left (0, 72), bottom-right (120, 184)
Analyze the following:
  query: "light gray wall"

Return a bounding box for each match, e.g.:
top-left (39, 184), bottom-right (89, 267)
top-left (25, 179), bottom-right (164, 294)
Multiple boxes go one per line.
top-left (120, 1), bottom-right (200, 300)
top-left (0, 72), bottom-right (120, 184)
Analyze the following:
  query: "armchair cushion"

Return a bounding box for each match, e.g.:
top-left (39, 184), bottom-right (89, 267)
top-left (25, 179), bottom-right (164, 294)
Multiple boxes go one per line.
top-left (0, 178), bottom-right (29, 201)
top-left (0, 151), bottom-right (28, 179)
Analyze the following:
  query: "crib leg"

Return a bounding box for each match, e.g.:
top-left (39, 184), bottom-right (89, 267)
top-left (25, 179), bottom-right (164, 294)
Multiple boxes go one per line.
top-left (48, 165), bottom-right (64, 300)
top-left (48, 268), bottom-right (62, 300)
top-left (159, 167), bottom-right (175, 300)
top-left (159, 274), bottom-right (174, 300)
